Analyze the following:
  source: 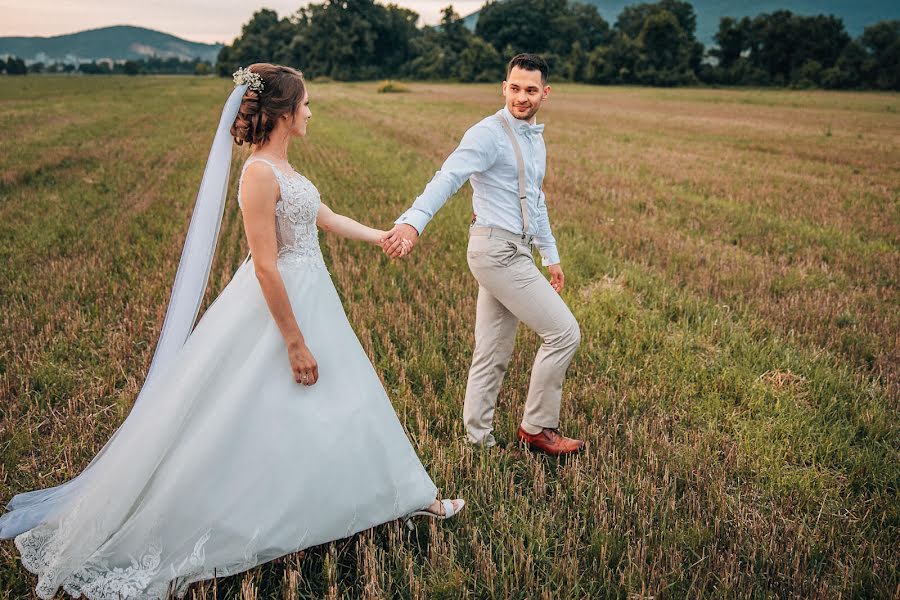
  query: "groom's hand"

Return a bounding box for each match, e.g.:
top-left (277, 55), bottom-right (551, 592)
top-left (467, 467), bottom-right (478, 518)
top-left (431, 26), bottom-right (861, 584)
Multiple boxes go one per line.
top-left (548, 264), bottom-right (564, 293)
top-left (381, 224), bottom-right (419, 259)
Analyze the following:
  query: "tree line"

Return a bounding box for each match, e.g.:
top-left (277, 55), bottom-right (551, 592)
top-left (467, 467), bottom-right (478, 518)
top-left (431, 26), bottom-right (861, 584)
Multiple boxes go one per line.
top-left (216, 0), bottom-right (898, 90)
top-left (708, 14), bottom-right (898, 89)
top-left (0, 56), bottom-right (213, 76)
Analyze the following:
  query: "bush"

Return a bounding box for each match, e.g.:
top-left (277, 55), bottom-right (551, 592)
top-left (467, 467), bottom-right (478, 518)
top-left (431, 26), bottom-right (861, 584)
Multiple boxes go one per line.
top-left (820, 66), bottom-right (844, 89)
top-left (376, 80), bottom-right (410, 93)
top-left (793, 59), bottom-right (823, 88)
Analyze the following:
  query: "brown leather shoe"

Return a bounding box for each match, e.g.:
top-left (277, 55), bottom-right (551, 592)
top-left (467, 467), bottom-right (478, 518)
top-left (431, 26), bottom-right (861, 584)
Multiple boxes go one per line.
top-left (517, 426), bottom-right (585, 456)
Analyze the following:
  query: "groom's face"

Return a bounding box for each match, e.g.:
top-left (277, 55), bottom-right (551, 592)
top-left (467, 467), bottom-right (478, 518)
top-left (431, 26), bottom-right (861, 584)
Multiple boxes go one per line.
top-left (502, 66), bottom-right (550, 122)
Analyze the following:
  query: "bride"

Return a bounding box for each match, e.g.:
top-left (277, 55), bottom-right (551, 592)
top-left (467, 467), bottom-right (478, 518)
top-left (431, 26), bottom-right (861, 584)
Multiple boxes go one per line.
top-left (0, 63), bottom-right (463, 599)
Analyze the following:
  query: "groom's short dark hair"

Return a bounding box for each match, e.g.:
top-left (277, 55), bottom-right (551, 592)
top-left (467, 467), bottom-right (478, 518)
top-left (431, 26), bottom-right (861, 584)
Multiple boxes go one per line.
top-left (506, 53), bottom-right (549, 84)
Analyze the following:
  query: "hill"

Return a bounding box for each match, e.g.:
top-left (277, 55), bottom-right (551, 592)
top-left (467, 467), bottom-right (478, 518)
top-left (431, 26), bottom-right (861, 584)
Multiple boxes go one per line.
top-left (0, 25), bottom-right (222, 63)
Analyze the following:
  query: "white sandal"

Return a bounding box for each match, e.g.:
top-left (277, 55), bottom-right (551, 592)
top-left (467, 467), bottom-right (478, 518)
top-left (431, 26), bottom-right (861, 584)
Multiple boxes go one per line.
top-left (403, 498), bottom-right (465, 530)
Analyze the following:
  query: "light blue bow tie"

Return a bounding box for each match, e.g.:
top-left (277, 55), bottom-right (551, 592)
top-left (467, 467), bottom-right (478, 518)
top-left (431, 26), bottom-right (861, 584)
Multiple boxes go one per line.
top-left (521, 123), bottom-right (545, 136)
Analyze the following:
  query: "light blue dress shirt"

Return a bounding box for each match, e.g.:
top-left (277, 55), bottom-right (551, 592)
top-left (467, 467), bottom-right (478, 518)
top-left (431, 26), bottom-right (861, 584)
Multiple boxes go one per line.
top-left (396, 106), bottom-right (560, 266)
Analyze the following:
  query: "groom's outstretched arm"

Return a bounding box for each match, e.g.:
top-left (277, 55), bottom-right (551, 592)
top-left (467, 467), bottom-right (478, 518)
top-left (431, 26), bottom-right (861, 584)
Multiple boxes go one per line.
top-left (382, 124), bottom-right (498, 257)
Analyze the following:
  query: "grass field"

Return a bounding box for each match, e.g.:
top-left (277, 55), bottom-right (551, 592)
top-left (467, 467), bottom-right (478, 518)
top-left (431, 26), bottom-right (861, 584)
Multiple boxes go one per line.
top-left (0, 76), bottom-right (898, 598)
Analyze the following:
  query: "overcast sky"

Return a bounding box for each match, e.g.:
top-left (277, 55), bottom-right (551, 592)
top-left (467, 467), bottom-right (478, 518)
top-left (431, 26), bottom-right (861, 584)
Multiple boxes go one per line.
top-left (2, 0), bottom-right (486, 43)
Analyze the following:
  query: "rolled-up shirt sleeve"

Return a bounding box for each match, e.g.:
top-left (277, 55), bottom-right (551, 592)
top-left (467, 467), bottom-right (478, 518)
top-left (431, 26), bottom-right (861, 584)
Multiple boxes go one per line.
top-left (396, 124), bottom-right (498, 233)
top-left (533, 189), bottom-right (560, 266)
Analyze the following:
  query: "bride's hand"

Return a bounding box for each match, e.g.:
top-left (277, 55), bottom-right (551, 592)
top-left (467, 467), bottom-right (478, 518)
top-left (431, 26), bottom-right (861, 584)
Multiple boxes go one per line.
top-left (373, 229), bottom-right (388, 245)
top-left (386, 238), bottom-right (412, 257)
top-left (376, 231), bottom-right (412, 256)
top-left (287, 339), bottom-right (318, 386)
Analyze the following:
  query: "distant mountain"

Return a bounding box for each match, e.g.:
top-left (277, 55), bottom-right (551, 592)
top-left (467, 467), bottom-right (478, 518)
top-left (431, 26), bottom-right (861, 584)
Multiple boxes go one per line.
top-left (0, 25), bottom-right (222, 63)
top-left (461, 1), bottom-right (900, 46)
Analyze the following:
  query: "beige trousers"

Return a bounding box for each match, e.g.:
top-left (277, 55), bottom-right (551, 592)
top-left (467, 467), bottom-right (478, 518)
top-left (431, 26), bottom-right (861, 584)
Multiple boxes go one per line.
top-left (463, 229), bottom-right (581, 446)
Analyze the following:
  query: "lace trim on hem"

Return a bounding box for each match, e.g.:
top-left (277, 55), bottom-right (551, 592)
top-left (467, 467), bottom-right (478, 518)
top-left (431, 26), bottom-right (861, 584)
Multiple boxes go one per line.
top-left (14, 533), bottom-right (56, 600)
top-left (14, 524), bottom-right (265, 600)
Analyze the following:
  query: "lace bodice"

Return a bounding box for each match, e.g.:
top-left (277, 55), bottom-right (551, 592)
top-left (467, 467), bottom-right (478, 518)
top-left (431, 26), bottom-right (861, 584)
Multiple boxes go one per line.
top-left (238, 157), bottom-right (324, 269)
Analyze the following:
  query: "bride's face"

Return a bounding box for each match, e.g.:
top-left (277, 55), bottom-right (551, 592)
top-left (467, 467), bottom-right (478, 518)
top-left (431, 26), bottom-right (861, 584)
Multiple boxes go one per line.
top-left (288, 90), bottom-right (312, 137)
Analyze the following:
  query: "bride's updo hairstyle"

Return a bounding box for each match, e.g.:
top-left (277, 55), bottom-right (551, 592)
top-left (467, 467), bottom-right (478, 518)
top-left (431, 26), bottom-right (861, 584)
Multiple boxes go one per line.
top-left (231, 63), bottom-right (306, 146)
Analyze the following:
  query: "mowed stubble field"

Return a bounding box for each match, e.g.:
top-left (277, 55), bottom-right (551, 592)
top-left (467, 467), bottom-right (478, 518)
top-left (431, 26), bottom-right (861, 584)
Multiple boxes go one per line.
top-left (0, 76), bottom-right (897, 598)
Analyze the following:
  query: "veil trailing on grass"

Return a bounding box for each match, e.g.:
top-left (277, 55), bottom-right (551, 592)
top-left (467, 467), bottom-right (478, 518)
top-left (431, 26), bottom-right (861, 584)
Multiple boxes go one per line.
top-left (0, 84), bottom-right (249, 539)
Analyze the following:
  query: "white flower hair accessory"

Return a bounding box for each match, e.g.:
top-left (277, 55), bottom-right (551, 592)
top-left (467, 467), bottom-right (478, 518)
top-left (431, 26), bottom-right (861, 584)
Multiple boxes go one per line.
top-left (232, 67), bottom-right (264, 92)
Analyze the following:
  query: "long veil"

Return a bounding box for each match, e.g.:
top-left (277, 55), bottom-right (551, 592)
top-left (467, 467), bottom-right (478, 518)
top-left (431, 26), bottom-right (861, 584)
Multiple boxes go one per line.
top-left (0, 84), bottom-right (249, 539)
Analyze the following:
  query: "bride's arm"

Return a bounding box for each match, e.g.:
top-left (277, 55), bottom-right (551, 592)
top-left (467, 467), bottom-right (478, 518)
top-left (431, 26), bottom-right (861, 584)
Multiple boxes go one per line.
top-left (316, 202), bottom-right (386, 245)
top-left (241, 163), bottom-right (318, 385)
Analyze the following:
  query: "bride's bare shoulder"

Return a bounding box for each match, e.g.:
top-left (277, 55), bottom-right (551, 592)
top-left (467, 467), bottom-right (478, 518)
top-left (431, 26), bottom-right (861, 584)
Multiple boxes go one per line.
top-left (242, 160), bottom-right (278, 181)
top-left (239, 160), bottom-right (280, 209)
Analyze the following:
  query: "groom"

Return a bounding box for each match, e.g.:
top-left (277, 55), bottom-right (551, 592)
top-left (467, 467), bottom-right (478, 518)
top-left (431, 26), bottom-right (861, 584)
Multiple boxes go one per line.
top-left (382, 53), bottom-right (583, 456)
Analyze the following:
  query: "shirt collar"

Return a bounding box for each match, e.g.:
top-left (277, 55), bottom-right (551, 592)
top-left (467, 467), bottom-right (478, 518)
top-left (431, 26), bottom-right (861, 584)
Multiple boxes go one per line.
top-left (500, 106), bottom-right (545, 136)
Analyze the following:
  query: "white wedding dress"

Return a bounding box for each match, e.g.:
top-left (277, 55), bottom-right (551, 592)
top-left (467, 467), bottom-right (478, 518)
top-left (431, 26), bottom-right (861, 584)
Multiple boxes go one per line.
top-left (4, 156), bottom-right (438, 599)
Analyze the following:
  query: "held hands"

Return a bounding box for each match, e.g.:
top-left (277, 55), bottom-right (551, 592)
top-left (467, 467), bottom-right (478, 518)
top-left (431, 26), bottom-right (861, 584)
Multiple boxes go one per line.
top-left (548, 264), bottom-right (565, 293)
top-left (287, 338), bottom-right (318, 386)
top-left (380, 224), bottom-right (419, 259)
